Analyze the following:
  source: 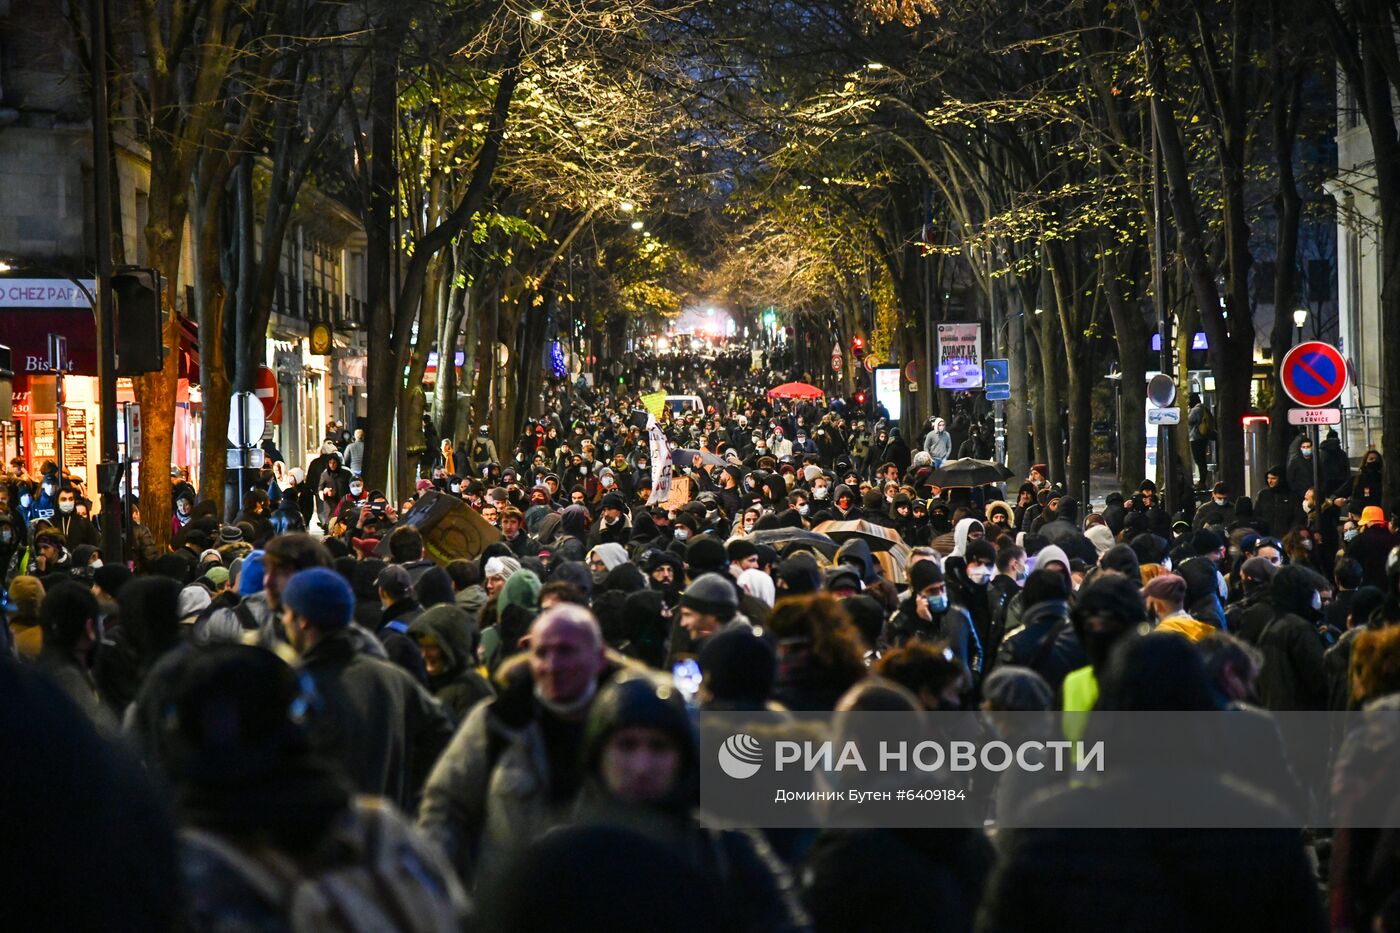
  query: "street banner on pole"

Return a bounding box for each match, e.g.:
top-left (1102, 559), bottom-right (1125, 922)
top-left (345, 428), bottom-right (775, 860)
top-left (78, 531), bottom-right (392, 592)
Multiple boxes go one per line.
top-left (935, 323), bottom-right (983, 389)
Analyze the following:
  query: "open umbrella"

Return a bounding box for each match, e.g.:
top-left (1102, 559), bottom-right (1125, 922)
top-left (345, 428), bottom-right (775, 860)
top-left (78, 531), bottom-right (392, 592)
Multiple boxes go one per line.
top-left (767, 381), bottom-right (825, 400)
top-left (813, 519), bottom-right (907, 553)
top-left (929, 457), bottom-right (1014, 488)
top-left (736, 528), bottom-right (839, 559)
top-left (812, 519), bottom-right (912, 584)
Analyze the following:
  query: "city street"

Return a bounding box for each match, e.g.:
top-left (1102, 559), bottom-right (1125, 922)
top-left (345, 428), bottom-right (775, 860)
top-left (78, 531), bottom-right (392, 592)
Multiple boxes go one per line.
top-left (1, 1), bottom-right (1399, 931)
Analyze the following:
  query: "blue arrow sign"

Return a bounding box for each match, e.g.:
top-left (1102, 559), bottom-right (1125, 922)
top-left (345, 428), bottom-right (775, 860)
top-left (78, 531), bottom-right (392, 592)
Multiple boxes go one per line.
top-left (984, 358), bottom-right (1009, 385)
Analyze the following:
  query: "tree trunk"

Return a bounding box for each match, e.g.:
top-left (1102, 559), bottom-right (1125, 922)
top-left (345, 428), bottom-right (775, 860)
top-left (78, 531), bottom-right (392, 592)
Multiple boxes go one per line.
top-left (1005, 280), bottom-right (1031, 480)
top-left (137, 234), bottom-right (183, 552)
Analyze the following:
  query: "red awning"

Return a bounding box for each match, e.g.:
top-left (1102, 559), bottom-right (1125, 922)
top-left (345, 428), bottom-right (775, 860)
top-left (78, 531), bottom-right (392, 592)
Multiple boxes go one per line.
top-left (0, 308), bottom-right (98, 375)
top-left (179, 316), bottom-right (200, 383)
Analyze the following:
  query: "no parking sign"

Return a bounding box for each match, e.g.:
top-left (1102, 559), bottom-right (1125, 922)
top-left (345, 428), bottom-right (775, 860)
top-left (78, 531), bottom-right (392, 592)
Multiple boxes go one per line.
top-left (1280, 341), bottom-right (1348, 408)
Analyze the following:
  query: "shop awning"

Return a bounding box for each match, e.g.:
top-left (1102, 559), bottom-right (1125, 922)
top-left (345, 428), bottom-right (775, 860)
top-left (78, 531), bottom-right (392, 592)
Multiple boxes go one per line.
top-left (0, 308), bottom-right (99, 375)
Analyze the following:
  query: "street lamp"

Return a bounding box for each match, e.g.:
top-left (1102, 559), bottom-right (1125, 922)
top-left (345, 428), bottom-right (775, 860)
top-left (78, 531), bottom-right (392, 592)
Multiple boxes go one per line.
top-left (1292, 307), bottom-right (1308, 340)
top-left (529, 9), bottom-right (544, 22)
top-left (630, 220), bottom-right (644, 231)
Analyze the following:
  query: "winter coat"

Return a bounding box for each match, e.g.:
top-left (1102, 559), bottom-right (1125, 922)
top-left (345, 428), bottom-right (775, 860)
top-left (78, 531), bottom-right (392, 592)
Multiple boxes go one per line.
top-left (802, 824), bottom-right (992, 933)
top-left (297, 628), bottom-right (454, 813)
top-left (417, 653), bottom-right (628, 886)
top-left (409, 604), bottom-right (494, 725)
top-left (35, 646), bottom-right (115, 730)
top-left (884, 595), bottom-right (983, 683)
top-left (1346, 525), bottom-right (1399, 590)
top-left (978, 773), bottom-right (1324, 932)
top-left (1253, 484), bottom-right (1302, 538)
top-left (1286, 451), bottom-right (1318, 501)
top-left (1256, 611), bottom-right (1327, 711)
top-left (377, 598), bottom-right (429, 685)
top-left (996, 599), bottom-right (1085, 690)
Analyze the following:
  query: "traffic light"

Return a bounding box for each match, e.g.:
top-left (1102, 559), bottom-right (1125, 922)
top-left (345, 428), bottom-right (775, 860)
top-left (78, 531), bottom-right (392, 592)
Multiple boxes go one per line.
top-left (112, 266), bottom-right (166, 375)
top-left (851, 335), bottom-right (866, 360)
top-left (854, 389), bottom-right (867, 409)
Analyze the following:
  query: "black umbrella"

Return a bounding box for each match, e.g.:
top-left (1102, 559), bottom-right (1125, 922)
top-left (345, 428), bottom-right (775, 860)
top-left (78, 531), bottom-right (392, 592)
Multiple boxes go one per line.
top-left (739, 528), bottom-right (839, 559)
top-left (929, 457), bottom-right (1014, 488)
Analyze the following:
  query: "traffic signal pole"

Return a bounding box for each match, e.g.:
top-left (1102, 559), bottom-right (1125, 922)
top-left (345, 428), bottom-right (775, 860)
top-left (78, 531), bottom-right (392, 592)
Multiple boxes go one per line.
top-left (89, 0), bottom-right (123, 563)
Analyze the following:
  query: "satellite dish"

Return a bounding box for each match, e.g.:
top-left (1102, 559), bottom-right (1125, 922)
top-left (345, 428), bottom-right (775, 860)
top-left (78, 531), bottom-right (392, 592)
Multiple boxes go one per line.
top-left (1147, 373), bottom-right (1177, 408)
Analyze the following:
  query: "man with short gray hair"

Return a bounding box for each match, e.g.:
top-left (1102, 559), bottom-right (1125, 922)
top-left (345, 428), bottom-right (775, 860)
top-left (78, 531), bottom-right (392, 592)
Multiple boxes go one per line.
top-left (418, 605), bottom-right (620, 887)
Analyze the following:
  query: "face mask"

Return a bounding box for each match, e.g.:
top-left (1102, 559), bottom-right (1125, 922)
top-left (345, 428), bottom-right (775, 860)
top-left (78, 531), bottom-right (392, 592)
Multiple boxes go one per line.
top-left (19, 495), bottom-right (30, 508)
top-left (1345, 529), bottom-right (1359, 542)
top-left (638, 461), bottom-right (648, 470)
top-left (1302, 538), bottom-right (1312, 550)
top-left (601, 477), bottom-right (614, 488)
top-left (450, 484), bottom-right (461, 494)
top-left (580, 467), bottom-right (589, 475)
top-left (744, 521), bottom-right (756, 532)
top-left (1014, 567), bottom-right (1028, 585)
top-left (1311, 591), bottom-right (1322, 611)
top-left (966, 565), bottom-right (991, 585)
top-left (1213, 497), bottom-right (1227, 506)
top-left (43, 485), bottom-right (56, 496)
top-left (350, 484), bottom-right (364, 495)
top-left (813, 486), bottom-right (828, 499)
top-left (926, 593), bottom-right (949, 613)
top-left (673, 528), bottom-right (689, 542)
top-left (90, 559), bottom-right (102, 569)
top-left (798, 503), bottom-right (809, 516)
top-left (1301, 449), bottom-right (1313, 459)
top-left (1216, 571), bottom-right (1228, 601)
top-left (58, 501), bottom-right (74, 514)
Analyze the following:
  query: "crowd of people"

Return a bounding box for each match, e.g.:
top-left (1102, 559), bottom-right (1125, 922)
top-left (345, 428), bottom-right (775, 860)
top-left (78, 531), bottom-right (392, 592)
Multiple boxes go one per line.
top-left (3, 354), bottom-right (1400, 932)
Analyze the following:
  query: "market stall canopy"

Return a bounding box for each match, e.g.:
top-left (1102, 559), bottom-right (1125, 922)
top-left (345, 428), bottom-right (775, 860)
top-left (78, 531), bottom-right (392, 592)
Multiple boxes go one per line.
top-left (767, 381), bottom-right (825, 400)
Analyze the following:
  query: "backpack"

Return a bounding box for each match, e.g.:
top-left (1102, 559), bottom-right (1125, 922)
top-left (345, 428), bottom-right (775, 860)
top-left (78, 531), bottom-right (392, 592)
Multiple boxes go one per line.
top-left (180, 797), bottom-right (465, 933)
top-left (1194, 406), bottom-right (1216, 440)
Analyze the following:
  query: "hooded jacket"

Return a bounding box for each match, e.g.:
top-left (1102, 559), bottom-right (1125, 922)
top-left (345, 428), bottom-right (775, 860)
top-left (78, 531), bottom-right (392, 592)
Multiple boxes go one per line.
top-left (417, 652), bottom-right (632, 886)
top-left (409, 604), bottom-right (494, 724)
top-left (1255, 566), bottom-right (1328, 711)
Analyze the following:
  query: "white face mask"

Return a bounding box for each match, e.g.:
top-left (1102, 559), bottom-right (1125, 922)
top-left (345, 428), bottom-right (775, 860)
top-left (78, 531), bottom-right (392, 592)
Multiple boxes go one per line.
top-left (19, 494), bottom-right (31, 508)
top-left (813, 486), bottom-right (828, 499)
top-left (966, 565), bottom-right (991, 585)
top-left (601, 477), bottom-right (614, 488)
top-left (58, 501), bottom-right (74, 514)
top-left (674, 528), bottom-right (689, 542)
top-left (350, 484), bottom-right (364, 495)
top-left (797, 503), bottom-right (809, 516)
top-left (90, 559), bottom-right (103, 569)
top-left (1311, 591), bottom-right (1322, 611)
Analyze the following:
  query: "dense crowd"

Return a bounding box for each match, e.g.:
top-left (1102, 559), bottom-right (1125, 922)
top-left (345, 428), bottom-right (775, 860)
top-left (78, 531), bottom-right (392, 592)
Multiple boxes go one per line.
top-left (3, 355), bottom-right (1400, 932)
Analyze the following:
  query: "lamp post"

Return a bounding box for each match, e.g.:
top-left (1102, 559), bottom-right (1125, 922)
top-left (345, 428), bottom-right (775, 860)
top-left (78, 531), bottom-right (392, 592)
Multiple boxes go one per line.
top-left (1293, 307), bottom-right (1321, 503)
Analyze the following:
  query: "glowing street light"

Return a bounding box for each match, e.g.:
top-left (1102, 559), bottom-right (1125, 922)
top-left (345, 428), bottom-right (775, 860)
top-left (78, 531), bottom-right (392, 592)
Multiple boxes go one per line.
top-left (630, 220), bottom-right (644, 231)
top-left (866, 62), bottom-right (885, 71)
top-left (1292, 307), bottom-right (1309, 329)
top-left (529, 9), bottom-right (544, 22)
top-left (619, 200), bottom-right (635, 213)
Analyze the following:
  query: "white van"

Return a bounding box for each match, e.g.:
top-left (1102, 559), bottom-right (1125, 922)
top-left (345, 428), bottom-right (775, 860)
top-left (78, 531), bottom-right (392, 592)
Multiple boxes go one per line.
top-left (664, 394), bottom-right (704, 415)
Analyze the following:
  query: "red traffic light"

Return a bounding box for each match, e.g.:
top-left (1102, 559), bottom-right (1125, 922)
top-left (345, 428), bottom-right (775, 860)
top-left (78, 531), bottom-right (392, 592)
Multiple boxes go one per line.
top-left (854, 390), bottom-right (867, 406)
top-left (852, 335), bottom-right (865, 354)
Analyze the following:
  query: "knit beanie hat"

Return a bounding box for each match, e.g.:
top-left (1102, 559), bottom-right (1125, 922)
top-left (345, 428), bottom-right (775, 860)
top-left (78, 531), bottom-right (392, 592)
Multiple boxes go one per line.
top-left (698, 628), bottom-right (776, 705)
top-left (238, 551), bottom-right (266, 597)
top-left (685, 536), bottom-right (729, 575)
top-left (982, 665), bottom-right (1053, 711)
top-left (1142, 572), bottom-right (1188, 604)
top-left (909, 558), bottom-right (945, 594)
top-left (281, 567), bottom-right (354, 630)
top-left (681, 572), bottom-right (739, 621)
top-left (8, 575), bottom-right (44, 617)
